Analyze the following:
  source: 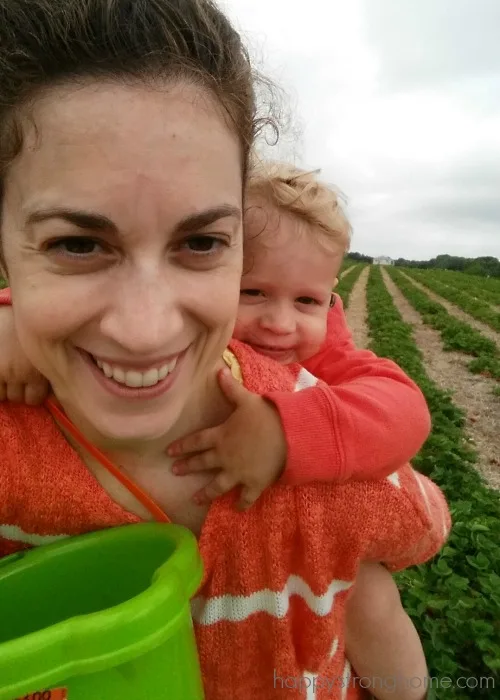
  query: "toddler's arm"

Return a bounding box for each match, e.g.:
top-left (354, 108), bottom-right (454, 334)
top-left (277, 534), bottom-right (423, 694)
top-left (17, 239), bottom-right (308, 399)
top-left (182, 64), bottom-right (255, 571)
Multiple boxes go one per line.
top-left (266, 294), bottom-right (432, 485)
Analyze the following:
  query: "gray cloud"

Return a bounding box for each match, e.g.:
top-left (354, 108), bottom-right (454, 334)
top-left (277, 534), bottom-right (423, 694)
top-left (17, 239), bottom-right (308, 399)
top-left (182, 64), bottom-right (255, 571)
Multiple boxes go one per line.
top-left (362, 0), bottom-right (500, 90)
top-left (229, 0), bottom-right (500, 260)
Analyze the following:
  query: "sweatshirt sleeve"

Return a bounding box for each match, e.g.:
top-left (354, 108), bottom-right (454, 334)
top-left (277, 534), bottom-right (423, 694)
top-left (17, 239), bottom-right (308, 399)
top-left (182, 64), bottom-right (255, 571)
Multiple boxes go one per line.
top-left (362, 466), bottom-right (451, 571)
top-left (0, 288), bottom-right (11, 305)
top-left (265, 295), bottom-right (432, 485)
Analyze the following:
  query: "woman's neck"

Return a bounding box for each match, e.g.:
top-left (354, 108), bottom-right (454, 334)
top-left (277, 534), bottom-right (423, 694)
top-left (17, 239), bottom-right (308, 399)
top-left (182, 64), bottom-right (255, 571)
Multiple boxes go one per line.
top-left (51, 357), bottom-right (234, 530)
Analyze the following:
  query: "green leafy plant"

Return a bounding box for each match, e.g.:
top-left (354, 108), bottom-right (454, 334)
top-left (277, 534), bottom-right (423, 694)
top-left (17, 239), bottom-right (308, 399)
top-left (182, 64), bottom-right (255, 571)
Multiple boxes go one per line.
top-left (387, 268), bottom-right (500, 382)
top-left (403, 269), bottom-right (500, 333)
top-left (366, 265), bottom-right (500, 699)
top-left (335, 264), bottom-right (365, 308)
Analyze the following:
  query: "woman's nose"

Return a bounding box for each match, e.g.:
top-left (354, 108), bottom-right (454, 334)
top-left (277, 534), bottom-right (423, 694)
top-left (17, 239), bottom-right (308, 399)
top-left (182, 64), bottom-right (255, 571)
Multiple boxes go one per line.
top-left (100, 279), bottom-right (184, 355)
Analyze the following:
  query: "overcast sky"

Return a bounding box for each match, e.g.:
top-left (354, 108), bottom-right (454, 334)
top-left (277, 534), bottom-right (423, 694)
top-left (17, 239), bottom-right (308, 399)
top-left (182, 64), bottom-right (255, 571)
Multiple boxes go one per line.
top-left (224, 0), bottom-right (500, 261)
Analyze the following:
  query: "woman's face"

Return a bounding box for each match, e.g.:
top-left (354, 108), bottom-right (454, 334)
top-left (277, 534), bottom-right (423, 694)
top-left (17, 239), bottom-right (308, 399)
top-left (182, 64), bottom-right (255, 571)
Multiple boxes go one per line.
top-left (1, 81), bottom-right (243, 444)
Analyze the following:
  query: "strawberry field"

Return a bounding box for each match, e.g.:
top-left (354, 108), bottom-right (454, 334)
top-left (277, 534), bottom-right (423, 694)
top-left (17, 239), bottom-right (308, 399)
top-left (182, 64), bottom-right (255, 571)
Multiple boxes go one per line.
top-left (337, 264), bottom-right (500, 698)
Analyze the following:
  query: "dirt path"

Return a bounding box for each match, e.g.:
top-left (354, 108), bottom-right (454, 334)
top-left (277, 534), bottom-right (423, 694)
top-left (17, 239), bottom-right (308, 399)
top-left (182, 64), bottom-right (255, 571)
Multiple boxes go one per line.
top-left (345, 266), bottom-right (369, 349)
top-left (400, 271), bottom-right (500, 349)
top-left (382, 269), bottom-right (500, 490)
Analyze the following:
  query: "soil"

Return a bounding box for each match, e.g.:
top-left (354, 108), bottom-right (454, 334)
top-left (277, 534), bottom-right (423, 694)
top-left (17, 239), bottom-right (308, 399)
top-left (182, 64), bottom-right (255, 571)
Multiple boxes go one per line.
top-left (344, 266), bottom-right (370, 350)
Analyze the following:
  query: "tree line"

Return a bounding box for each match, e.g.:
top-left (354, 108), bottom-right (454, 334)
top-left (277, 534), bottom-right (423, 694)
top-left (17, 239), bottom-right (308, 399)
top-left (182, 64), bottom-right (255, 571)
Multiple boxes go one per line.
top-left (393, 254), bottom-right (500, 278)
top-left (345, 253), bottom-right (500, 278)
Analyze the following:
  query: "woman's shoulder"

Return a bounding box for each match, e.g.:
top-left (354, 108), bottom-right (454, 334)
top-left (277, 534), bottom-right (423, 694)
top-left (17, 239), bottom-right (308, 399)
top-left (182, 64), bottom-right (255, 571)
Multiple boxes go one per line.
top-left (0, 402), bottom-right (76, 478)
top-left (0, 403), bottom-right (67, 523)
top-left (228, 340), bottom-right (318, 393)
top-left (0, 401), bottom-right (57, 444)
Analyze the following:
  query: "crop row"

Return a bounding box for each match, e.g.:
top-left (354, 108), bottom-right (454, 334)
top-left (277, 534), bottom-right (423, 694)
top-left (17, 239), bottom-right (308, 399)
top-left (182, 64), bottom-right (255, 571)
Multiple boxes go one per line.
top-left (366, 265), bottom-right (500, 699)
top-left (423, 268), bottom-right (500, 307)
top-left (386, 268), bottom-right (500, 382)
top-left (402, 268), bottom-right (500, 334)
top-left (335, 263), bottom-right (364, 308)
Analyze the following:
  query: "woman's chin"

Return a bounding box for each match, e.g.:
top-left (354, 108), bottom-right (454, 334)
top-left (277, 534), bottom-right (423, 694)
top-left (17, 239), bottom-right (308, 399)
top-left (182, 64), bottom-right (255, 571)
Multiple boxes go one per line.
top-left (77, 405), bottom-right (182, 448)
top-left (54, 371), bottom-right (188, 448)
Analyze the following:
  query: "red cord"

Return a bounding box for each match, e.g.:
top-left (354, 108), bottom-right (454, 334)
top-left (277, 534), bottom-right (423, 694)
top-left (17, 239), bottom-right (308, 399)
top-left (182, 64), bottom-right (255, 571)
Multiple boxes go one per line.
top-left (45, 396), bottom-right (170, 523)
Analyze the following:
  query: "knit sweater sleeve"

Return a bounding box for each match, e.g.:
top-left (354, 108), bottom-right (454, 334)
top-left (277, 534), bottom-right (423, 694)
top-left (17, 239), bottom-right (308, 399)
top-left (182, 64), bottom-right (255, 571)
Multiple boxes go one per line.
top-left (0, 404), bottom-right (18, 558)
top-left (362, 466), bottom-right (451, 571)
top-left (266, 295), bottom-right (432, 485)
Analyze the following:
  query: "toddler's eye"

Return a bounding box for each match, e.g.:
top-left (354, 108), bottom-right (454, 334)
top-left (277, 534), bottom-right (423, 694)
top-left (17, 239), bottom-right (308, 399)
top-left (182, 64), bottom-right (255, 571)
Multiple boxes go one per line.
top-left (296, 296), bottom-right (319, 305)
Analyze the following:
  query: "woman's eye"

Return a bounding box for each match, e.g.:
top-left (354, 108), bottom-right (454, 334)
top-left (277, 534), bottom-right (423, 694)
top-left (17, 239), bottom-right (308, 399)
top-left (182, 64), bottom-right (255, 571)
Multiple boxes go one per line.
top-left (296, 296), bottom-right (318, 305)
top-left (183, 235), bottom-right (225, 254)
top-left (241, 289), bottom-right (263, 297)
top-left (47, 237), bottom-right (102, 256)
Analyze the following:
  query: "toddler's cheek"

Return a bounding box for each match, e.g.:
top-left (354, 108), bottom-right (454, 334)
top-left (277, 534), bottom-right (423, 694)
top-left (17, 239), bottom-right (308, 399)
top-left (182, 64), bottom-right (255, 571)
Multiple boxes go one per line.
top-left (232, 316), bottom-right (249, 341)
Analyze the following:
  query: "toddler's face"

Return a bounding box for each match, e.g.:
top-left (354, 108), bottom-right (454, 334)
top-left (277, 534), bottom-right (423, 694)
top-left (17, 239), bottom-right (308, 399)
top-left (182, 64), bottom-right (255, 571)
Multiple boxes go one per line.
top-left (235, 202), bottom-right (343, 364)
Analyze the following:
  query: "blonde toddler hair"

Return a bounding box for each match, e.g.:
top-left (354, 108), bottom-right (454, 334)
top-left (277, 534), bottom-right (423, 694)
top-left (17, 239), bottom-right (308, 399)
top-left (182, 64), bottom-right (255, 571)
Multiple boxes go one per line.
top-left (246, 160), bottom-right (352, 251)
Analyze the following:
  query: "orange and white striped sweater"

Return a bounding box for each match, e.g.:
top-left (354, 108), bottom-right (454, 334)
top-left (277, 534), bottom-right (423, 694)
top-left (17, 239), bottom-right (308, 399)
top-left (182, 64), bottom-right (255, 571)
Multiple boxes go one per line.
top-left (0, 340), bottom-right (450, 699)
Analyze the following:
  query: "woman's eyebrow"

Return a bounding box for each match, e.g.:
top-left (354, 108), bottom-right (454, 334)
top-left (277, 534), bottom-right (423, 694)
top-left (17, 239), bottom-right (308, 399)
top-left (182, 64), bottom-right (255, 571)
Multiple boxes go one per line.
top-left (175, 205), bottom-right (241, 232)
top-left (25, 204), bottom-right (241, 233)
top-left (26, 209), bottom-right (115, 232)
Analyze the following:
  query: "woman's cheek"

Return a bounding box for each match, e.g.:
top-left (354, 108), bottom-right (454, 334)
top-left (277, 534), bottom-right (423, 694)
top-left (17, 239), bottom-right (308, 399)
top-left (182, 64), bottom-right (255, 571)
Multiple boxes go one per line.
top-left (196, 266), bottom-right (241, 330)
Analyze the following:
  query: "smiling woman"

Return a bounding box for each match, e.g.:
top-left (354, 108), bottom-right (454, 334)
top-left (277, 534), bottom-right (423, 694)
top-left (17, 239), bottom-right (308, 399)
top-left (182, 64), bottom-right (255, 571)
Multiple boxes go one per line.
top-left (0, 1), bottom-right (452, 699)
top-left (3, 80), bottom-right (245, 444)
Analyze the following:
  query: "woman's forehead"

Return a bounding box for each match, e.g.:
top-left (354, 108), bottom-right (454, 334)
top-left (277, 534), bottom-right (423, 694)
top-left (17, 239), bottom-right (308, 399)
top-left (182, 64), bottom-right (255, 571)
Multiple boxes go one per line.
top-left (7, 81), bottom-right (243, 224)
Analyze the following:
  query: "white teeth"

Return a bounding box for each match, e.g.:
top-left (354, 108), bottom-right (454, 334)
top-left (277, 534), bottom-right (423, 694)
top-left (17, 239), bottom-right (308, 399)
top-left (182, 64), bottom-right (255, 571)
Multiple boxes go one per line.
top-left (112, 367), bottom-right (125, 384)
top-left (142, 369), bottom-right (159, 387)
top-left (102, 362), bottom-right (113, 378)
top-left (158, 364), bottom-right (169, 380)
top-left (124, 371), bottom-right (143, 388)
top-left (93, 357), bottom-right (176, 388)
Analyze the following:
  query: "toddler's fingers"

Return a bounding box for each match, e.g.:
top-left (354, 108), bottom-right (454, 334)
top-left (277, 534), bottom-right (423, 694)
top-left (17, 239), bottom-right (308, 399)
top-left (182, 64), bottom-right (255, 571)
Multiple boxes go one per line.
top-left (6, 382), bottom-right (25, 403)
top-left (193, 472), bottom-right (238, 505)
top-left (25, 381), bottom-right (50, 406)
top-left (173, 450), bottom-right (219, 475)
top-left (237, 486), bottom-right (262, 511)
top-left (168, 426), bottom-right (219, 457)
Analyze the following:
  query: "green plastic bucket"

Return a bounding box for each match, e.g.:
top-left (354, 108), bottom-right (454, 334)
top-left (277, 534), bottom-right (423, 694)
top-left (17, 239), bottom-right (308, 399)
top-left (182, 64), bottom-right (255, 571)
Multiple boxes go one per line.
top-left (0, 523), bottom-right (204, 700)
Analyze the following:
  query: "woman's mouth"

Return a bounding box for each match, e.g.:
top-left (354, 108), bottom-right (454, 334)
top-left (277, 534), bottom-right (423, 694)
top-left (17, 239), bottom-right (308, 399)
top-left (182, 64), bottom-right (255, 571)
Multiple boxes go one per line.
top-left (81, 350), bottom-right (185, 399)
top-left (93, 356), bottom-right (178, 388)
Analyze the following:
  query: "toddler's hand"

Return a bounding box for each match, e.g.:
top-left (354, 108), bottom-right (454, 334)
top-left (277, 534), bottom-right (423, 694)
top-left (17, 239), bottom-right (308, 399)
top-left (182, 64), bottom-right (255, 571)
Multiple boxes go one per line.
top-left (0, 306), bottom-right (49, 405)
top-left (168, 368), bottom-right (287, 510)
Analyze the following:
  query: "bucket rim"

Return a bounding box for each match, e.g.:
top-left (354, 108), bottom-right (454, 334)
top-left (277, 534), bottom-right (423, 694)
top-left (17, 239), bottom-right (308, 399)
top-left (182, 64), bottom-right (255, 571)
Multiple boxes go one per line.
top-left (0, 523), bottom-right (203, 698)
